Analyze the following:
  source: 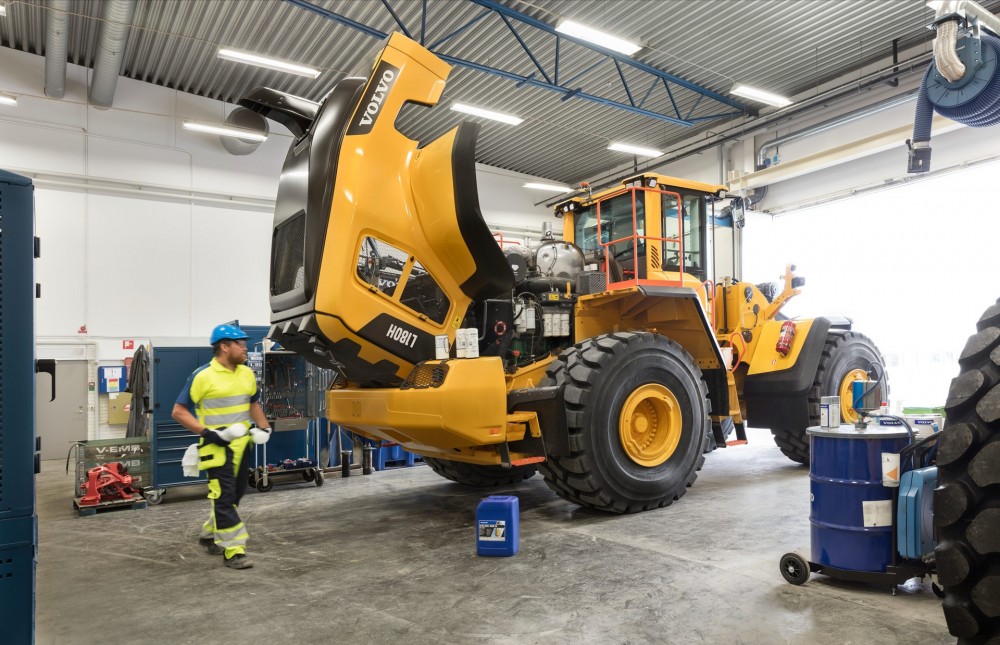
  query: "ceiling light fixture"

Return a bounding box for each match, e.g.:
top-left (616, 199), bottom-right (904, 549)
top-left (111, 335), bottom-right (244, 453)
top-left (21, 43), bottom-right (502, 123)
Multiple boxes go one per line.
top-left (730, 84), bottom-right (793, 108)
top-left (217, 48), bottom-right (321, 79)
top-left (450, 103), bottom-right (523, 125)
top-left (183, 121), bottom-right (268, 142)
top-left (555, 19), bottom-right (641, 56)
top-left (608, 142), bottom-right (662, 158)
top-left (523, 182), bottom-right (572, 192)
top-left (0, 94), bottom-right (17, 106)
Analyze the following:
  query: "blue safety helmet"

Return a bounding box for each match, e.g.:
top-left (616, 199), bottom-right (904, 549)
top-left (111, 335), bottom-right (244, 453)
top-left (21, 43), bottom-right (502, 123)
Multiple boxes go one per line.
top-left (210, 323), bottom-right (249, 345)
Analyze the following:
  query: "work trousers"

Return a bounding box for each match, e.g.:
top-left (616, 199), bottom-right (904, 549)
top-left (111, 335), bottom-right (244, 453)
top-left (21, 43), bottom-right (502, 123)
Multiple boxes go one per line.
top-left (199, 436), bottom-right (252, 559)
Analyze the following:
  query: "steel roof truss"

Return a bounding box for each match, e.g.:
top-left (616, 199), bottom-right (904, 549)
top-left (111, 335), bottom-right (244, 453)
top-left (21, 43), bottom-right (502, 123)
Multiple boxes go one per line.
top-left (284, 0), bottom-right (754, 126)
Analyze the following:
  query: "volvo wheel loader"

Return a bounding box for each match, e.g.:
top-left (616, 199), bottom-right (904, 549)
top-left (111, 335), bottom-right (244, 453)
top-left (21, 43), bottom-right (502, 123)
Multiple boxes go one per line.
top-left (241, 32), bottom-right (887, 513)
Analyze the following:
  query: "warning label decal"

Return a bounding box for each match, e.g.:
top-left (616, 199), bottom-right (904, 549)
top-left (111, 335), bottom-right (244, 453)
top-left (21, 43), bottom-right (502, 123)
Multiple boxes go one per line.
top-left (478, 520), bottom-right (507, 542)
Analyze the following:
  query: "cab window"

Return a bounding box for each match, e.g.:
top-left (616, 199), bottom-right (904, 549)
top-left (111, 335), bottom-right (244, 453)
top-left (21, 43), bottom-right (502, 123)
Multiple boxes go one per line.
top-left (661, 192), bottom-right (705, 281)
top-left (573, 192), bottom-right (645, 263)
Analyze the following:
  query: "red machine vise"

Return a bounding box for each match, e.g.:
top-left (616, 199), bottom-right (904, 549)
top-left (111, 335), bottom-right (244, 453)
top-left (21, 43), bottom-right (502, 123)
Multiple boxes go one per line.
top-left (78, 462), bottom-right (136, 507)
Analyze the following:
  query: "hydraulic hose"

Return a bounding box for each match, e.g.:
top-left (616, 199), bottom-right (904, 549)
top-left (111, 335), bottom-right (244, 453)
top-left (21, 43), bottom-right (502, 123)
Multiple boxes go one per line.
top-left (909, 26), bottom-right (1000, 173)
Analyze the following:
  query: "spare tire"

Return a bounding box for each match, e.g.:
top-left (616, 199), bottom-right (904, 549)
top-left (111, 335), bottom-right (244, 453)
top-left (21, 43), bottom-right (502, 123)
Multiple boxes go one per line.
top-left (936, 299), bottom-right (1000, 643)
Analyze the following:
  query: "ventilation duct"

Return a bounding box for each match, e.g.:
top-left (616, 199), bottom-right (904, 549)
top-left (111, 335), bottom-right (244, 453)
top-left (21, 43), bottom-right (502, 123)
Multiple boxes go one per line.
top-left (220, 107), bottom-right (269, 155)
top-left (88, 0), bottom-right (137, 108)
top-left (44, 0), bottom-right (71, 99)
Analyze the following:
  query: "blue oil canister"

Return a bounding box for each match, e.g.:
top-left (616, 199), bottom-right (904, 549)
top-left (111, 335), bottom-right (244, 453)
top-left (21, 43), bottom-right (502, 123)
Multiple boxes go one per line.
top-left (808, 425), bottom-right (909, 572)
top-left (476, 495), bottom-right (519, 557)
top-left (897, 466), bottom-right (938, 559)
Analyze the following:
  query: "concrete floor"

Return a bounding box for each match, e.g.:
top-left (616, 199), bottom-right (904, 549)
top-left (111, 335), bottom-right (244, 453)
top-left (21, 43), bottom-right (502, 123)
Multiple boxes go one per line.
top-left (35, 427), bottom-right (951, 644)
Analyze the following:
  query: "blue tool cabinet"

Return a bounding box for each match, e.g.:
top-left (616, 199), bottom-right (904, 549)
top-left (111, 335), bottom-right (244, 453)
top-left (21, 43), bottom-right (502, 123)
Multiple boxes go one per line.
top-left (0, 170), bottom-right (41, 643)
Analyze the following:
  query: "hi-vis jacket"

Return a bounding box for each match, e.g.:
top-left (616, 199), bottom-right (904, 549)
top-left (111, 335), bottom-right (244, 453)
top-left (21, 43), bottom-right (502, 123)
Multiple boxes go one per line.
top-left (176, 358), bottom-right (259, 469)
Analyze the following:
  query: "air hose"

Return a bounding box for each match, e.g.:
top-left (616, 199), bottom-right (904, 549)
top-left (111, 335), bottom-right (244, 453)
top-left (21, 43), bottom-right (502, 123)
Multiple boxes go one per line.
top-left (908, 24), bottom-right (1000, 173)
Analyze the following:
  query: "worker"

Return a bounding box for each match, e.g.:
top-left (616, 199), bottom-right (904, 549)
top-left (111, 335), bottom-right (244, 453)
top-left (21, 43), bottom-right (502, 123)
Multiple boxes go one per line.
top-left (171, 323), bottom-right (272, 570)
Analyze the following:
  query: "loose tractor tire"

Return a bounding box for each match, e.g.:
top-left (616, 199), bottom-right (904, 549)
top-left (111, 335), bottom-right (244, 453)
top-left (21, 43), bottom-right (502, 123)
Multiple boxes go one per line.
top-left (936, 298), bottom-right (1000, 643)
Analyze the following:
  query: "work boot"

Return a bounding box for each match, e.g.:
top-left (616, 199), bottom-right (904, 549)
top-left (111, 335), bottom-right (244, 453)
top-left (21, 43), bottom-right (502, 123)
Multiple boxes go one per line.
top-left (199, 538), bottom-right (224, 556)
top-left (224, 554), bottom-right (253, 569)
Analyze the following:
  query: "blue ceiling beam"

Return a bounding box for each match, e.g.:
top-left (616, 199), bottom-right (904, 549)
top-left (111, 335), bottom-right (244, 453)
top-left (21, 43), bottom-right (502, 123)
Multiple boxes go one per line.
top-left (283, 0), bottom-right (752, 126)
top-left (379, 0), bottom-right (411, 39)
top-left (468, 0), bottom-right (750, 113)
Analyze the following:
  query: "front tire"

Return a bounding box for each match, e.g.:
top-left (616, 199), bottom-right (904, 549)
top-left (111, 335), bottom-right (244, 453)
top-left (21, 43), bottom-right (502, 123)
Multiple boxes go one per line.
top-left (423, 457), bottom-right (537, 487)
top-left (539, 332), bottom-right (709, 513)
top-left (771, 331), bottom-right (886, 464)
top-left (935, 299), bottom-right (1000, 642)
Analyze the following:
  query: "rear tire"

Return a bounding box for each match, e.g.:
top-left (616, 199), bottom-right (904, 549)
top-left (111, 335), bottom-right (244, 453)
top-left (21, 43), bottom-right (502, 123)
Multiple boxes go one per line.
top-left (771, 331), bottom-right (886, 464)
top-left (538, 332), bottom-right (709, 513)
top-left (935, 299), bottom-right (1000, 643)
top-left (423, 457), bottom-right (537, 487)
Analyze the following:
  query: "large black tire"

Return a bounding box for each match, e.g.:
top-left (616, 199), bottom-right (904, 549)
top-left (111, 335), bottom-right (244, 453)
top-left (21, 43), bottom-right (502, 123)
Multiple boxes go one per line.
top-left (423, 457), bottom-right (537, 487)
top-left (538, 331), bottom-right (709, 513)
top-left (771, 331), bottom-right (887, 464)
top-left (935, 299), bottom-right (1000, 643)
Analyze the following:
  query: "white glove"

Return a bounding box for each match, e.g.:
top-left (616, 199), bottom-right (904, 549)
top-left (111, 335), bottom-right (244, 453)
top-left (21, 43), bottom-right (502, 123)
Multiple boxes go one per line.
top-left (250, 426), bottom-right (272, 445)
top-left (217, 423), bottom-right (249, 442)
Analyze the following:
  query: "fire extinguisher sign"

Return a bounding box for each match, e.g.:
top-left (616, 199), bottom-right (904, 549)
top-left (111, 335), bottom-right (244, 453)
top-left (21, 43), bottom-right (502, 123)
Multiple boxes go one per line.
top-left (123, 339), bottom-right (134, 350)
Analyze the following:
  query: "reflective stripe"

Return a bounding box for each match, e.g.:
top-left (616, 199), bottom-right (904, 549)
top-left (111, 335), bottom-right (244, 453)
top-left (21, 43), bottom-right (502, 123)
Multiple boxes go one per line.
top-left (201, 395), bottom-right (251, 409)
top-left (219, 532), bottom-right (250, 548)
top-left (200, 514), bottom-right (214, 540)
top-left (202, 411), bottom-right (251, 425)
top-left (217, 522), bottom-right (248, 548)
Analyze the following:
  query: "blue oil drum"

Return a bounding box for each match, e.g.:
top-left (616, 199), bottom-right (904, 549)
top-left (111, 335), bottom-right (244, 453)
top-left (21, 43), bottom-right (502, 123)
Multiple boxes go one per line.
top-left (808, 425), bottom-right (909, 572)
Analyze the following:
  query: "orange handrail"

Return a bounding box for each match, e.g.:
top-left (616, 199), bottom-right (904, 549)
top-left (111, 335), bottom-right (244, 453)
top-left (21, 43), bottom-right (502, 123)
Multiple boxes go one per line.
top-left (596, 186), bottom-right (689, 290)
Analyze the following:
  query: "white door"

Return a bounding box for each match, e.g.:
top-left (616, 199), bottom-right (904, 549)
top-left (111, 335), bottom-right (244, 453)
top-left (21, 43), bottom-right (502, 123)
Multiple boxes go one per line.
top-left (35, 360), bottom-right (88, 460)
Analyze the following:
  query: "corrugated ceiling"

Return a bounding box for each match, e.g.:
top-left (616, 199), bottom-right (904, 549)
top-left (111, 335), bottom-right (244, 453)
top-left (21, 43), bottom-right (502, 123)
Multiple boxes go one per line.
top-left (2, 0), bottom-right (995, 183)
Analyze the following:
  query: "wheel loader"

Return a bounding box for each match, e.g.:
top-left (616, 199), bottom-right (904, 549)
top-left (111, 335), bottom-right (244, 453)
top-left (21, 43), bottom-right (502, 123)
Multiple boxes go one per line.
top-left (241, 32), bottom-right (887, 513)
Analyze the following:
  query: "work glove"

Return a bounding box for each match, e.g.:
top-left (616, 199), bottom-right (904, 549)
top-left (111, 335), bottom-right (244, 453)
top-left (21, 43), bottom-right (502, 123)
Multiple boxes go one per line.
top-left (200, 424), bottom-right (248, 445)
top-left (250, 426), bottom-right (272, 445)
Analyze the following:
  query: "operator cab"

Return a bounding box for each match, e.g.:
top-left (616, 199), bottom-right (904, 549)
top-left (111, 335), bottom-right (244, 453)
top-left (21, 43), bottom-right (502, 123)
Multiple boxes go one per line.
top-left (558, 174), bottom-right (725, 286)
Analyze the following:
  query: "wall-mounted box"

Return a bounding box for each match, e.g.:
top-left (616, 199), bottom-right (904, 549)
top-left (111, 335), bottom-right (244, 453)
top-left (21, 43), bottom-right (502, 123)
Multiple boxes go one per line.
top-left (98, 366), bottom-right (128, 393)
top-left (107, 392), bottom-right (132, 425)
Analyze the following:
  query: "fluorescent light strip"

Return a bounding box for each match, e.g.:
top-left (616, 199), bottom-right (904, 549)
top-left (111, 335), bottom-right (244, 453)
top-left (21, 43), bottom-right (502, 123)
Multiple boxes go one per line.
top-left (730, 84), bottom-right (792, 108)
top-left (524, 182), bottom-right (572, 192)
top-left (451, 103), bottom-right (523, 125)
top-left (608, 142), bottom-right (662, 158)
top-left (555, 19), bottom-right (641, 56)
top-left (217, 48), bottom-right (320, 79)
top-left (0, 94), bottom-right (17, 106)
top-left (183, 121), bottom-right (268, 142)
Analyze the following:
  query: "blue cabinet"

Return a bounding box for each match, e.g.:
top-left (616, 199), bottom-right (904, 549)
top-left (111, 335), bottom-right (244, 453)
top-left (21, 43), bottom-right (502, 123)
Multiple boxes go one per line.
top-left (0, 169), bottom-right (39, 642)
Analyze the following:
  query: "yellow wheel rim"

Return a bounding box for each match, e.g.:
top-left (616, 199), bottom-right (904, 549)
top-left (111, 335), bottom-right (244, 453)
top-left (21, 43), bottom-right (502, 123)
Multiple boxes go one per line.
top-left (619, 383), bottom-right (682, 467)
top-left (838, 368), bottom-right (869, 424)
